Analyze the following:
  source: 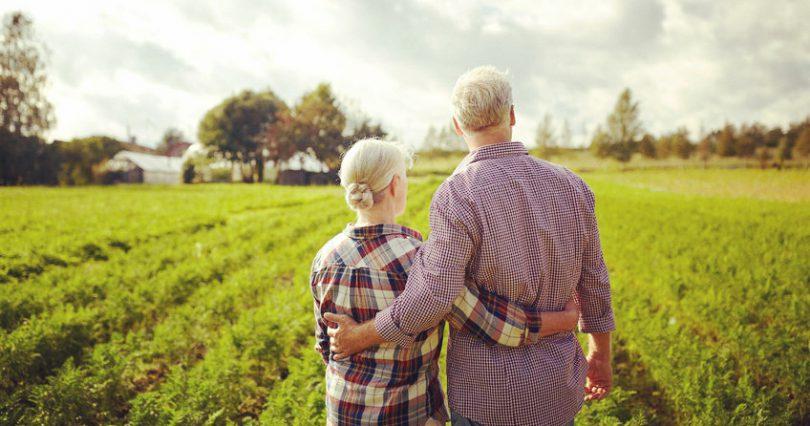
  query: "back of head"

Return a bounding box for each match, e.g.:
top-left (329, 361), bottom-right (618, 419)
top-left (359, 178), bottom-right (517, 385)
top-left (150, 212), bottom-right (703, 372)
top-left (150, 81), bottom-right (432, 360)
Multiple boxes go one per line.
top-left (451, 66), bottom-right (513, 132)
top-left (339, 138), bottom-right (412, 211)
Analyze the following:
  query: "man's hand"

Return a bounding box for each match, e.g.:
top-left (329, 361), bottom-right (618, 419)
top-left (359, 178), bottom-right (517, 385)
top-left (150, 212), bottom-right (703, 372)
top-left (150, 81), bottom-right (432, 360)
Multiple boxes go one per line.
top-left (584, 332), bottom-right (612, 401)
top-left (324, 313), bottom-right (385, 361)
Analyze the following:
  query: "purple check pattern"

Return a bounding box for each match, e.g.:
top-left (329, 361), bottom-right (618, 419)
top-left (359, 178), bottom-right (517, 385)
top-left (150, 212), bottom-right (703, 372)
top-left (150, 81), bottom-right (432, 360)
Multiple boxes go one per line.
top-left (375, 141), bottom-right (616, 425)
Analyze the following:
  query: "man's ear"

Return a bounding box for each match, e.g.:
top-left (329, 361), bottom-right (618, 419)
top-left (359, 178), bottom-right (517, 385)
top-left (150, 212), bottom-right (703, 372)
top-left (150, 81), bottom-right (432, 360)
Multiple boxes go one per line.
top-left (452, 117), bottom-right (464, 136)
top-left (510, 105), bottom-right (516, 126)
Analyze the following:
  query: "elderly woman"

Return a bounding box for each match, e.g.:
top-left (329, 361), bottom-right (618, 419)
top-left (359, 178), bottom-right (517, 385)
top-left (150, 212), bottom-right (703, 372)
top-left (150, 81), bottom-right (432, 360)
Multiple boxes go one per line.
top-left (310, 138), bottom-right (578, 425)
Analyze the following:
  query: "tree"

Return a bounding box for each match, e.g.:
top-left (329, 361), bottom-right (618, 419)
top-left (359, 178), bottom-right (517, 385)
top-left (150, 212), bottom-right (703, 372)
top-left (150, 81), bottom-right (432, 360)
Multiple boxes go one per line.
top-left (775, 137), bottom-right (791, 169)
top-left (671, 127), bottom-right (694, 159)
top-left (258, 109), bottom-right (297, 181)
top-left (638, 133), bottom-right (656, 159)
top-left (596, 88), bottom-right (643, 162)
top-left (697, 133), bottom-right (715, 167)
top-left (794, 127), bottom-right (810, 158)
top-left (289, 83), bottom-right (347, 172)
top-left (764, 127), bottom-right (783, 148)
top-left (755, 146), bottom-right (771, 169)
top-left (716, 124), bottom-right (736, 157)
top-left (0, 12), bottom-right (55, 185)
top-left (198, 89), bottom-right (288, 182)
top-left (655, 135), bottom-right (672, 158)
top-left (534, 113), bottom-right (557, 158)
top-left (56, 136), bottom-right (122, 185)
top-left (421, 125), bottom-right (438, 152)
top-left (735, 124), bottom-right (762, 158)
top-left (421, 123), bottom-right (463, 154)
top-left (560, 119), bottom-right (572, 148)
top-left (349, 118), bottom-right (387, 141)
top-left (0, 12), bottom-right (53, 137)
top-left (590, 125), bottom-right (612, 158)
top-left (155, 128), bottom-right (186, 155)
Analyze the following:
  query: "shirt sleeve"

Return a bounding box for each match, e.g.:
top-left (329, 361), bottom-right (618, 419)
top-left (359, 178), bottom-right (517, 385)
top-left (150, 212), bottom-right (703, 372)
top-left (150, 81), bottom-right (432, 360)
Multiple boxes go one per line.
top-left (445, 279), bottom-right (544, 346)
top-left (576, 180), bottom-right (616, 334)
top-left (313, 299), bottom-right (330, 365)
top-left (310, 259), bottom-right (331, 365)
top-left (375, 183), bottom-right (481, 345)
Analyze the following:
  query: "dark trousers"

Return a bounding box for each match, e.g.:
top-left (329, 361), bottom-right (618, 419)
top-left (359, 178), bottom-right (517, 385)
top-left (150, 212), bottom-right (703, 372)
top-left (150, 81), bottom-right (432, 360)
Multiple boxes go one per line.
top-left (450, 411), bottom-right (575, 426)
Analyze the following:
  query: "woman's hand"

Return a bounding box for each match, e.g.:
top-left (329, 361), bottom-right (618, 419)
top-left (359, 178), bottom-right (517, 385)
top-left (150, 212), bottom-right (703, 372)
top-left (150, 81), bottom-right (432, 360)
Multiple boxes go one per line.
top-left (538, 295), bottom-right (580, 337)
top-left (563, 296), bottom-right (580, 330)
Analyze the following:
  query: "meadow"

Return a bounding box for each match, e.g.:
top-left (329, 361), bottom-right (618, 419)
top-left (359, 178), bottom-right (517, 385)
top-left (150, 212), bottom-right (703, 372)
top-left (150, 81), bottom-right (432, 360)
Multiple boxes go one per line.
top-left (0, 165), bottom-right (807, 425)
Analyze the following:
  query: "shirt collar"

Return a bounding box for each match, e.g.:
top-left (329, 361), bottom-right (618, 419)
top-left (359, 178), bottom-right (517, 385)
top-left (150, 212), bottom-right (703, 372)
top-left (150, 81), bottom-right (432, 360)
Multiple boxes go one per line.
top-left (343, 223), bottom-right (423, 241)
top-left (465, 141), bottom-right (529, 164)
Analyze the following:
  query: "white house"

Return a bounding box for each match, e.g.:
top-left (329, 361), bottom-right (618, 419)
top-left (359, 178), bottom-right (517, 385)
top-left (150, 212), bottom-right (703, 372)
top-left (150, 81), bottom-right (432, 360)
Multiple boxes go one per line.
top-left (105, 151), bottom-right (185, 184)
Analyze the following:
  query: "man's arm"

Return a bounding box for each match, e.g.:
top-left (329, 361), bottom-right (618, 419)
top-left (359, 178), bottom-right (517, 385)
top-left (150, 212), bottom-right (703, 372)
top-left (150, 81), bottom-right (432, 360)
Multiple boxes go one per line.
top-left (325, 294), bottom-right (580, 359)
top-left (325, 185), bottom-right (580, 358)
top-left (326, 186), bottom-right (481, 357)
top-left (576, 179), bottom-right (615, 400)
top-left (373, 186), bottom-right (481, 346)
top-left (585, 332), bottom-right (612, 401)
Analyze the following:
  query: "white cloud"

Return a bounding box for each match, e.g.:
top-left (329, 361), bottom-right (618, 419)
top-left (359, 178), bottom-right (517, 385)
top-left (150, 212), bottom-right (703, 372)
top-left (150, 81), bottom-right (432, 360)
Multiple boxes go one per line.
top-left (4, 0), bottom-right (809, 148)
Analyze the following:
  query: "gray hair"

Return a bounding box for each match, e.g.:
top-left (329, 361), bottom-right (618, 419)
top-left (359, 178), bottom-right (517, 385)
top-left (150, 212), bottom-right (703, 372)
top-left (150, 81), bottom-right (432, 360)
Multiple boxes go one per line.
top-left (339, 138), bottom-right (412, 210)
top-left (451, 65), bottom-right (513, 132)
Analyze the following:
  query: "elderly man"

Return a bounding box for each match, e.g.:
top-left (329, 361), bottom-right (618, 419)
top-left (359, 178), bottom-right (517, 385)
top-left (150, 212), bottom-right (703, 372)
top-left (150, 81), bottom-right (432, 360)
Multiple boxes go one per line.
top-left (326, 66), bottom-right (615, 425)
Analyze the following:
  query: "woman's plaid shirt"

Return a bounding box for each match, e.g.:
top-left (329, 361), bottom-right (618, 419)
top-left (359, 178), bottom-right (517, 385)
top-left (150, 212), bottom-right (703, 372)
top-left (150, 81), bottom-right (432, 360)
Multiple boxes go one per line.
top-left (311, 224), bottom-right (545, 425)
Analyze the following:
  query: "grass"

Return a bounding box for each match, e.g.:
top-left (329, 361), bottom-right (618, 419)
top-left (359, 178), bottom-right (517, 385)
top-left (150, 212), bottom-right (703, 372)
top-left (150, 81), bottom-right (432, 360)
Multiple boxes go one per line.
top-left (0, 164), bottom-right (807, 425)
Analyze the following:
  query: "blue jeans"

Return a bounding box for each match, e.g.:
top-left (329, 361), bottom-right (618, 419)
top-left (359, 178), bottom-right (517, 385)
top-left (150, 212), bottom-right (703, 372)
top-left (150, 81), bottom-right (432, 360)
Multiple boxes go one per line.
top-left (450, 411), bottom-right (575, 426)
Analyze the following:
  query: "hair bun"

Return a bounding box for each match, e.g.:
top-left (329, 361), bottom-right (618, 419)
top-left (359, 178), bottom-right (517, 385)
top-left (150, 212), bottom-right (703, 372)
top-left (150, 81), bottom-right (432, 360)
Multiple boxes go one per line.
top-left (346, 182), bottom-right (374, 210)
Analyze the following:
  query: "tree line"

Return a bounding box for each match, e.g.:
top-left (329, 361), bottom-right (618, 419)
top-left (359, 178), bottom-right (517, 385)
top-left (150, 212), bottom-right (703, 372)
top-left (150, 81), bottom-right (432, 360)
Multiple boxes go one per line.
top-left (0, 11), bottom-right (387, 185)
top-left (535, 88), bottom-right (810, 167)
top-left (0, 12), bottom-right (145, 185)
top-left (193, 83), bottom-right (386, 183)
top-left (3, 11), bottom-right (808, 186)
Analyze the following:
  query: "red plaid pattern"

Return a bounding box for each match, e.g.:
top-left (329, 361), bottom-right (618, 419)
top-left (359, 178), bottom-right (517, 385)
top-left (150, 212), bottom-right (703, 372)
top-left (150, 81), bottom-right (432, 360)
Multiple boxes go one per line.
top-left (375, 141), bottom-right (616, 425)
top-left (311, 223), bottom-right (544, 425)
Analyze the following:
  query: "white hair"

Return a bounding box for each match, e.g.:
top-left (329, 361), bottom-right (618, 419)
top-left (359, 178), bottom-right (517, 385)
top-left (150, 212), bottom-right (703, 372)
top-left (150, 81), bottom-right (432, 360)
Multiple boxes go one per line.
top-left (339, 138), bottom-right (412, 210)
top-left (451, 65), bottom-right (513, 132)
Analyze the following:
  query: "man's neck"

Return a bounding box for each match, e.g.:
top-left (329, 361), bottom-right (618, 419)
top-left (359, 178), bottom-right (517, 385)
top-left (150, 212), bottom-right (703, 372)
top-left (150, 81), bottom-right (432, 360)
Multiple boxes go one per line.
top-left (463, 127), bottom-right (512, 151)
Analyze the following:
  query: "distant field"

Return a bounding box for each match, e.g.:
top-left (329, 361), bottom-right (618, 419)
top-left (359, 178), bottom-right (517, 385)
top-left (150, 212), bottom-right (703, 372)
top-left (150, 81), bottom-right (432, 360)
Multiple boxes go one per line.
top-left (589, 168), bottom-right (810, 202)
top-left (0, 168), bottom-right (807, 424)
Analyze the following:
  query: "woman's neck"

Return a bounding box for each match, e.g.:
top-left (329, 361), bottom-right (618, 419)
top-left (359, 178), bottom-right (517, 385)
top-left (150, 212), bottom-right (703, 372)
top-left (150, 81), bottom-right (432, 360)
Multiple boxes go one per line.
top-left (355, 209), bottom-right (396, 227)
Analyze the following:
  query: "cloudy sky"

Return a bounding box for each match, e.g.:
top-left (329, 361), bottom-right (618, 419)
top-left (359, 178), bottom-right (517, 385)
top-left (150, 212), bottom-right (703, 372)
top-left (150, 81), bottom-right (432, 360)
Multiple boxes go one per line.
top-left (5, 0), bottom-right (810, 148)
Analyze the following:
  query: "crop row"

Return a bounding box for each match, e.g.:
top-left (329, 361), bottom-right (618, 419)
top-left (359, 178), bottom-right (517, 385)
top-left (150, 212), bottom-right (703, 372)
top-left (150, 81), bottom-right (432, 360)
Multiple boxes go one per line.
top-left (587, 178), bottom-right (809, 424)
top-left (0, 185), bottom-right (331, 283)
top-left (0, 194), bottom-right (338, 423)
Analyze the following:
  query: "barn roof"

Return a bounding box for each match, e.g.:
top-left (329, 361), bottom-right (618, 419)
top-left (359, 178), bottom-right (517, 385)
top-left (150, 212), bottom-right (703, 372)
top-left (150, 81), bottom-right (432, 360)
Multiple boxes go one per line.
top-left (112, 151), bottom-right (184, 173)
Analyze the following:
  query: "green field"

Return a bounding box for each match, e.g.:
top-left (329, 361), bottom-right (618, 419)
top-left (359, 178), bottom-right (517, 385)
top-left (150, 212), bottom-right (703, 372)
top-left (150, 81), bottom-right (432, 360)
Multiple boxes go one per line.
top-left (1, 168), bottom-right (808, 425)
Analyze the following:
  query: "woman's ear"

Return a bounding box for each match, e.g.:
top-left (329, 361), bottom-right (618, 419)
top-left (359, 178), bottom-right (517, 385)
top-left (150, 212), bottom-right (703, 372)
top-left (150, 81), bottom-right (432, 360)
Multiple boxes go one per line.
top-left (388, 174), bottom-right (400, 198)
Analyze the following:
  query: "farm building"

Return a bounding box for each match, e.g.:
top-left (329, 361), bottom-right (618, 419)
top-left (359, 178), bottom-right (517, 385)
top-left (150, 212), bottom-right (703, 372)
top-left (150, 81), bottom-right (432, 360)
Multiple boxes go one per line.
top-left (105, 151), bottom-right (185, 184)
top-left (276, 152), bottom-right (337, 185)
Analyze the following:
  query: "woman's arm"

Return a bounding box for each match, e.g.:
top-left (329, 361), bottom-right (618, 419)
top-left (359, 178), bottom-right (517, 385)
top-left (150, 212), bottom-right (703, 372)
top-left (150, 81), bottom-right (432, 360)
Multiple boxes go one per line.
top-left (325, 294), bottom-right (579, 359)
top-left (446, 281), bottom-right (579, 347)
top-left (313, 300), bottom-right (331, 365)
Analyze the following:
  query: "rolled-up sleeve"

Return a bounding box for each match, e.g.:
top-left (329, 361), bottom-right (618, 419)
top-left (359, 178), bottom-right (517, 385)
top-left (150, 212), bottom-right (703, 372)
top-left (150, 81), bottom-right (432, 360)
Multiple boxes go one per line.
top-left (376, 184), bottom-right (474, 343)
top-left (576, 181), bottom-right (616, 333)
top-left (313, 299), bottom-right (331, 364)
